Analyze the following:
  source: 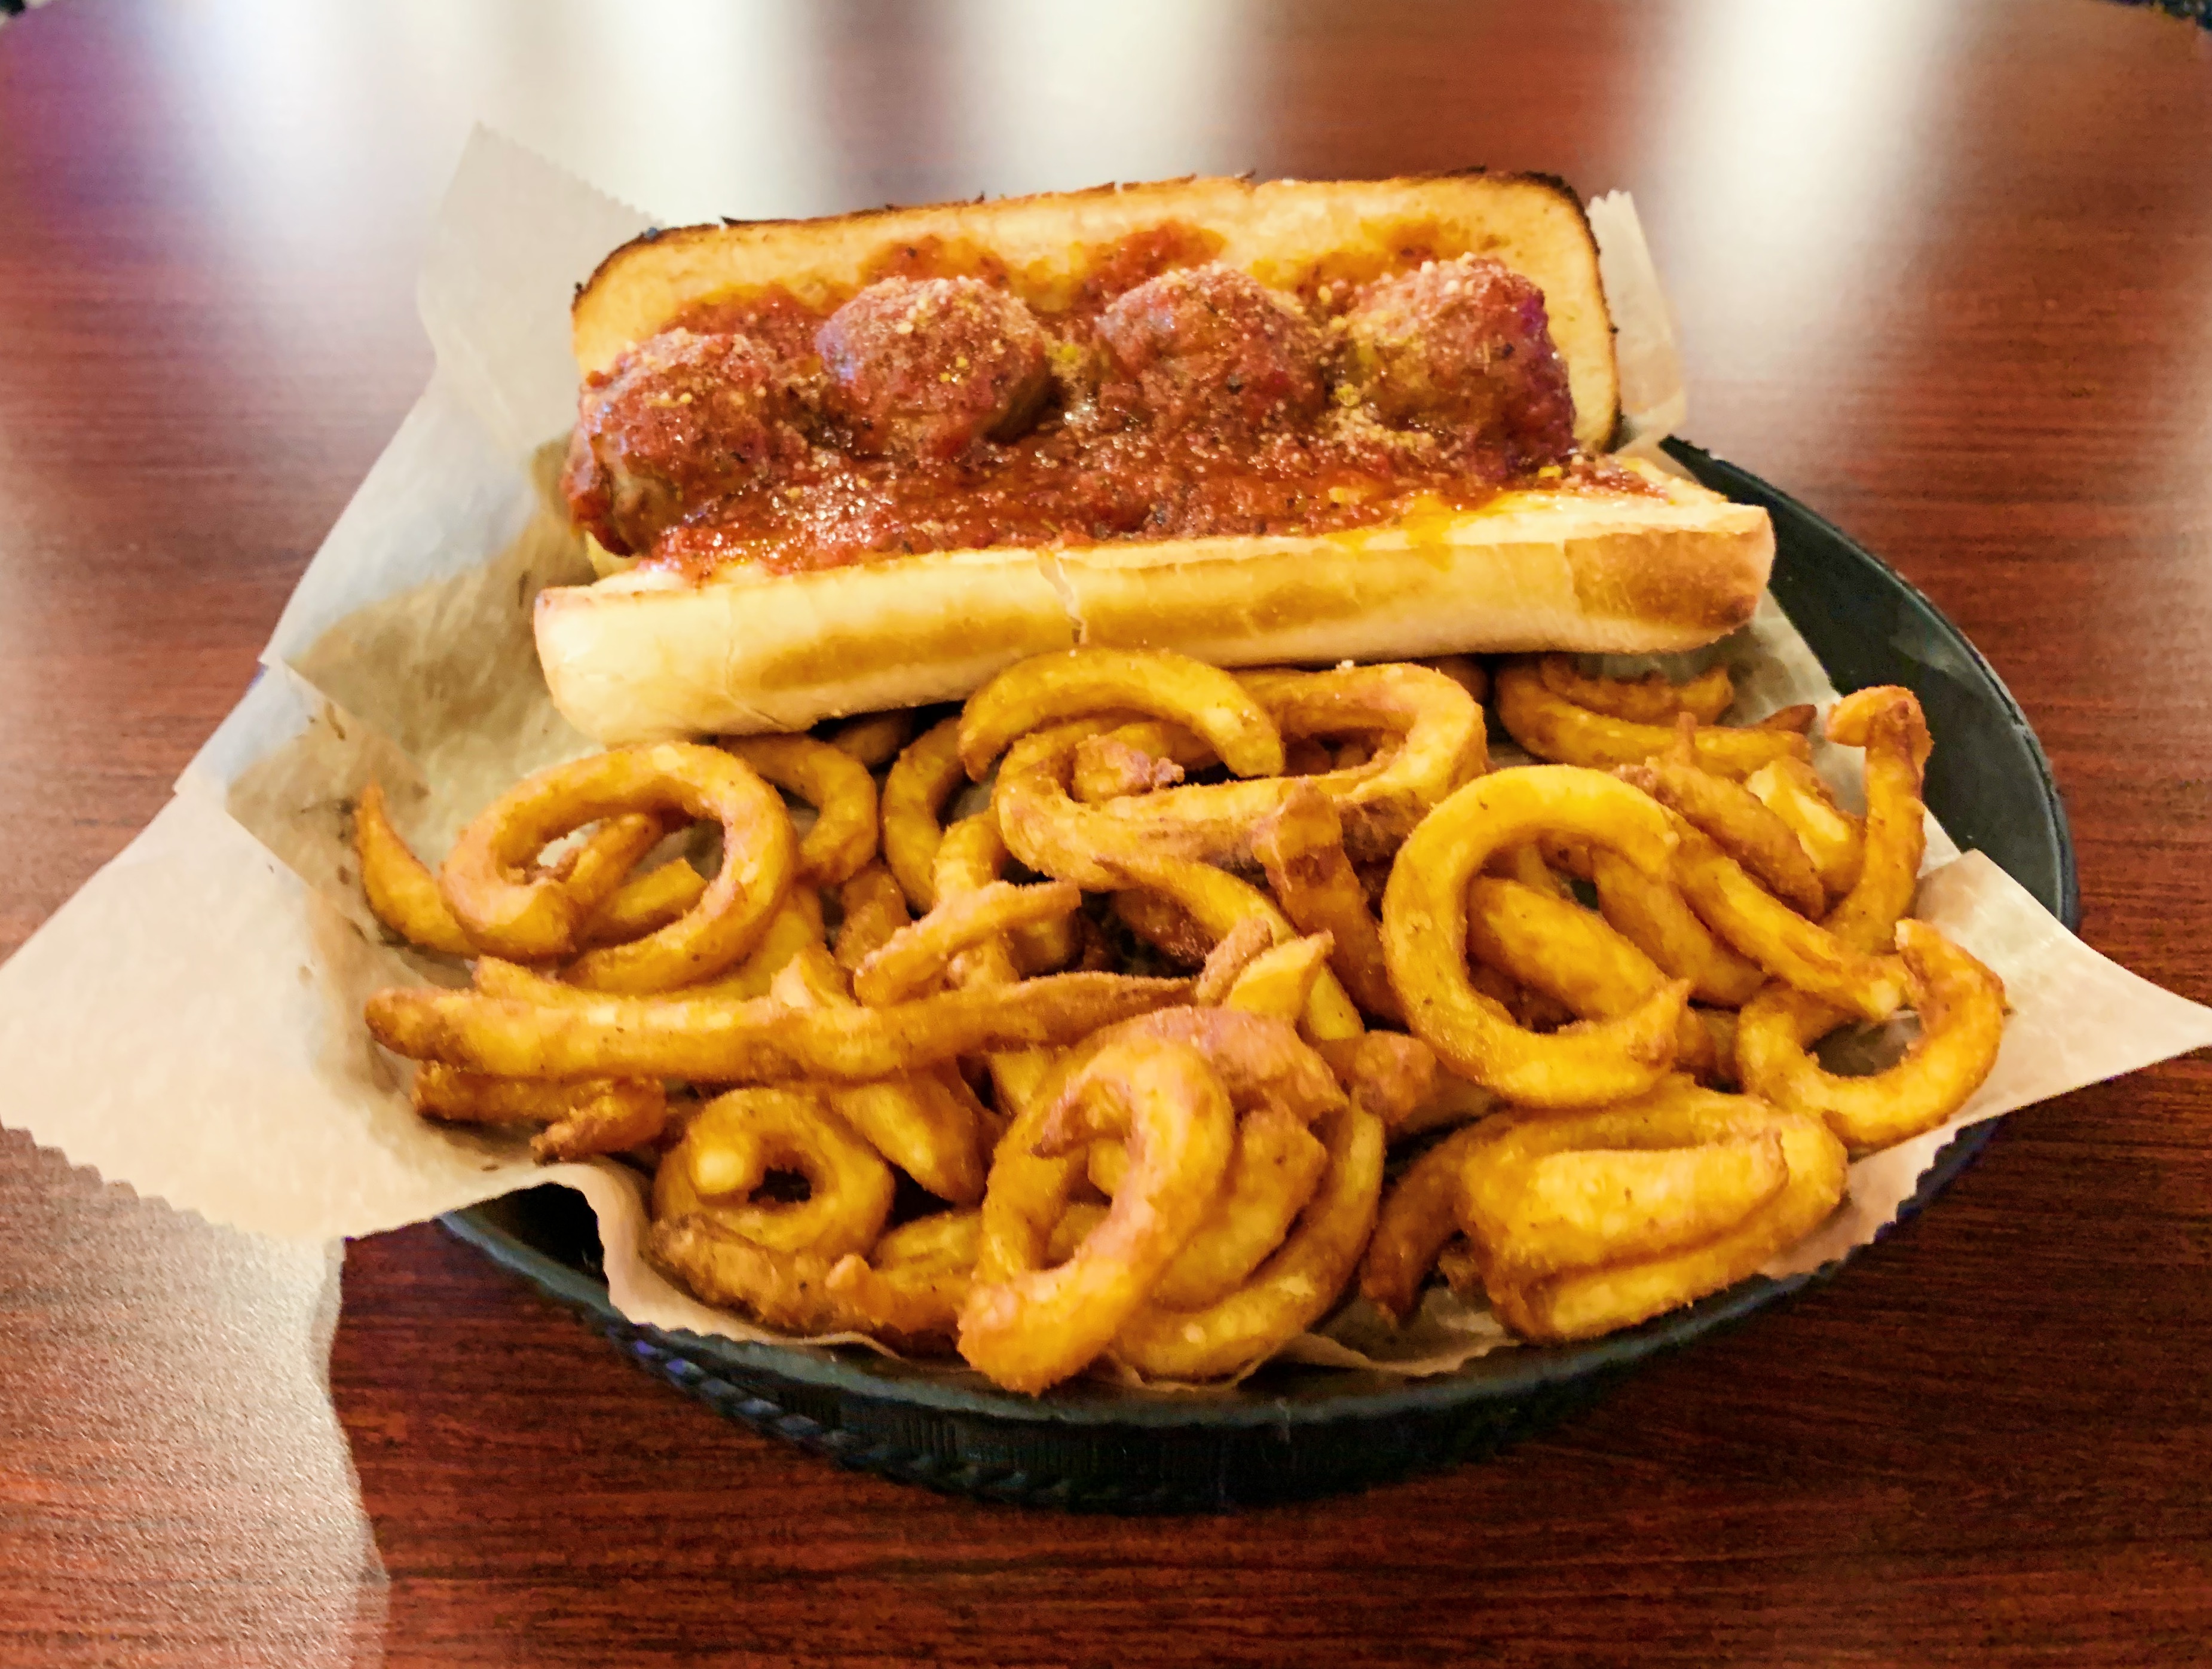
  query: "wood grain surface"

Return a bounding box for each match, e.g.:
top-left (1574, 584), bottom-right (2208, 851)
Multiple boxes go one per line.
top-left (2, 1), bottom-right (2208, 1664)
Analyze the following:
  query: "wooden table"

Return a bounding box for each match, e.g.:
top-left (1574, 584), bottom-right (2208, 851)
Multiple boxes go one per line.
top-left (4, 1), bottom-right (2209, 1663)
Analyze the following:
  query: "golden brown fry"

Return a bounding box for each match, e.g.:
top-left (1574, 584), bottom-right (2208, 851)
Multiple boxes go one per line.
top-left (995, 723), bottom-right (1223, 889)
top-left (439, 744), bottom-right (797, 992)
top-left (355, 782), bottom-right (476, 955)
top-left (1473, 1137), bottom-right (1788, 1284)
top-left (1113, 889), bottom-right (1214, 968)
top-left (1253, 783), bottom-right (1402, 1022)
top-left (540, 811), bottom-right (672, 908)
top-left (1619, 757), bottom-right (1826, 918)
top-left (1094, 664), bottom-right (1484, 863)
top-left (654, 1086), bottom-right (895, 1258)
top-left (646, 1216), bottom-right (848, 1334)
top-left (411, 1064), bottom-right (668, 1161)
top-left (853, 879), bottom-right (1082, 1007)
top-left (1359, 1122), bottom-right (1498, 1321)
top-left (1222, 933), bottom-right (1335, 1024)
top-left (674, 888), bottom-right (825, 999)
top-left (1822, 687), bottom-right (1932, 955)
top-left (1149, 1103), bottom-right (1329, 1309)
top-left (960, 1038), bottom-right (1237, 1392)
top-left (1464, 878), bottom-right (1720, 1084)
top-left (1494, 659), bottom-right (1807, 778)
top-left (1457, 1078), bottom-right (1849, 1342)
top-left (925, 810), bottom-right (1062, 1117)
top-left (1483, 841), bottom-right (1575, 902)
top-left (1380, 765), bottom-right (1690, 1107)
top-left (1668, 818), bottom-right (1906, 1022)
top-left (1070, 720), bottom-right (1206, 803)
top-left (1106, 850), bottom-right (1366, 1041)
top-left (958, 647), bottom-right (1285, 783)
top-left (1110, 1102), bottom-right (1385, 1382)
top-left (1745, 758), bottom-right (1865, 901)
top-left (1588, 847), bottom-right (1767, 1007)
top-left (763, 939), bottom-right (989, 1204)
top-left (833, 862), bottom-right (911, 973)
top-left (1310, 1031), bottom-right (1444, 1132)
top-left (366, 967), bottom-right (1192, 1083)
top-left (724, 733), bottom-right (880, 889)
top-left (828, 1073), bottom-right (988, 1205)
top-left (882, 715), bottom-right (967, 911)
top-left (1537, 654), bottom-right (1733, 726)
top-left (1190, 916), bottom-right (1281, 1006)
top-left (1043, 1009), bottom-right (1348, 1140)
top-left (823, 1209), bottom-right (980, 1346)
top-left (579, 858), bottom-right (711, 948)
top-left (1736, 919), bottom-right (2005, 1155)
top-left (824, 709), bottom-right (918, 770)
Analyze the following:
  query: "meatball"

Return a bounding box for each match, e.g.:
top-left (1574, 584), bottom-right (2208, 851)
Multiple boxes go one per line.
top-left (1336, 255), bottom-right (1577, 462)
top-left (1096, 263), bottom-right (1328, 438)
top-left (562, 329), bottom-right (805, 555)
top-left (815, 277), bottom-right (1053, 462)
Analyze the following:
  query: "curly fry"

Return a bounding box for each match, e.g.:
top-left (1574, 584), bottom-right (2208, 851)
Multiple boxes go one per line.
top-left (654, 1086), bottom-right (895, 1259)
top-left (959, 1038), bottom-right (1237, 1392)
top-left (958, 647), bottom-right (1284, 782)
top-left (1494, 659), bottom-right (1807, 778)
top-left (724, 734), bottom-right (879, 887)
top-left (1735, 920), bottom-right (2005, 1155)
top-left (882, 716), bottom-right (968, 911)
top-left (1253, 783), bottom-right (1402, 1022)
top-left (1381, 766), bottom-right (1691, 1107)
top-left (354, 782), bottom-right (476, 955)
top-left (1537, 654), bottom-right (1734, 726)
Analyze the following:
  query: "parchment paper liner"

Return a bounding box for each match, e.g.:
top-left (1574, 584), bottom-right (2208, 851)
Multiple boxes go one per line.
top-left (2, 133), bottom-right (2205, 1389)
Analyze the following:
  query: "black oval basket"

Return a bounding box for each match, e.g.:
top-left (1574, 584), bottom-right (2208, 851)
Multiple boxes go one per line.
top-left (443, 441), bottom-right (2077, 1510)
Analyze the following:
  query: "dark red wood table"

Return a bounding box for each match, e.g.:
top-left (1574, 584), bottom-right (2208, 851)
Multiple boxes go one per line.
top-left (3, 2), bottom-right (2209, 1664)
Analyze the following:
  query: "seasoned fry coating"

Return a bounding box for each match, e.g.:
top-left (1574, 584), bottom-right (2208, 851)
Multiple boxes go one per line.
top-left (833, 862), bottom-right (911, 973)
top-left (1736, 920), bottom-right (2005, 1155)
top-left (958, 648), bottom-right (1284, 782)
top-left (1113, 889), bottom-right (1215, 968)
top-left (960, 1039), bottom-right (1237, 1392)
top-left (882, 716), bottom-right (967, 911)
top-left (1190, 917), bottom-right (1281, 1007)
top-left (1107, 850), bottom-right (1365, 1040)
top-left (1464, 878), bottom-right (1718, 1083)
top-left (355, 782), bottom-right (476, 956)
top-left (412, 1064), bottom-right (669, 1161)
top-left (1458, 1079), bottom-right (1848, 1342)
top-left (1589, 847), bottom-right (1767, 1006)
top-left (1253, 784), bottom-right (1402, 1022)
top-left (579, 858), bottom-right (711, 948)
top-left (1381, 766), bottom-right (1690, 1106)
top-left (1668, 819), bottom-right (1906, 1022)
top-left (1620, 755), bottom-right (1826, 918)
top-left (724, 733), bottom-right (880, 887)
top-left (1221, 933), bottom-right (1335, 1025)
top-left (824, 1210), bottom-right (981, 1347)
top-left (366, 968), bottom-right (1191, 1082)
top-left (647, 1216), bottom-right (848, 1334)
top-left (1494, 659), bottom-right (1807, 778)
top-left (1821, 687), bottom-right (1932, 955)
top-left (1745, 758), bottom-right (1864, 901)
top-left (1360, 1122), bottom-right (1499, 1321)
top-left (853, 880), bottom-right (1082, 1006)
top-left (1111, 1102), bottom-right (1385, 1382)
top-left (1537, 654), bottom-right (1733, 726)
top-left (439, 744), bottom-right (796, 994)
top-left (654, 1086), bottom-right (895, 1258)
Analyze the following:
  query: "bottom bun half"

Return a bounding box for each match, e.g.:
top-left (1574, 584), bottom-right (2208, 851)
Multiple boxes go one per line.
top-left (533, 461), bottom-right (1773, 743)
